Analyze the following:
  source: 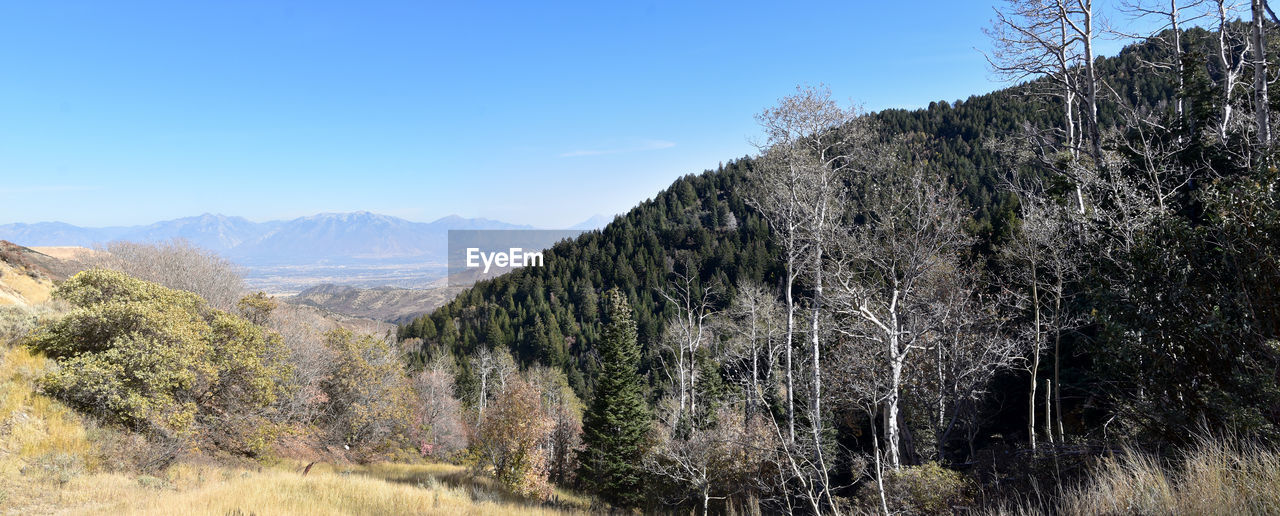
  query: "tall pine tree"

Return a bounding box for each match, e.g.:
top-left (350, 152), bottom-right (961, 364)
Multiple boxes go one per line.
top-left (579, 288), bottom-right (651, 507)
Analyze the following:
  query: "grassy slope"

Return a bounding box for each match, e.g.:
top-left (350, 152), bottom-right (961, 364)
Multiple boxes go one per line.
top-left (0, 344), bottom-right (586, 515)
top-left (0, 250), bottom-right (576, 515)
top-left (0, 261), bottom-right (54, 306)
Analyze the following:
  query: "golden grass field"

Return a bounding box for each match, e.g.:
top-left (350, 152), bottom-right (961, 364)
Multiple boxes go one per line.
top-left (0, 260), bottom-right (54, 306)
top-left (0, 344), bottom-right (589, 515)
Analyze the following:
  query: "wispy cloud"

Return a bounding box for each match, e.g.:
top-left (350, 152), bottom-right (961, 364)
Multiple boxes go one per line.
top-left (559, 139), bottom-right (675, 158)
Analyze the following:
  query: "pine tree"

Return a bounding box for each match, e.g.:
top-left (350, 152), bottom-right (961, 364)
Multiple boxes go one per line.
top-left (579, 288), bottom-right (651, 507)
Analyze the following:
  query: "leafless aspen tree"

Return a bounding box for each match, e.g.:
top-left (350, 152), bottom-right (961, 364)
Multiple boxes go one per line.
top-left (988, 0), bottom-right (1084, 156)
top-left (657, 257), bottom-right (717, 421)
top-left (465, 348), bottom-right (494, 425)
top-left (644, 405), bottom-right (758, 514)
top-left (747, 85), bottom-right (870, 453)
top-left (927, 281), bottom-right (1021, 459)
top-left (1215, 0), bottom-right (1252, 142)
top-left (1117, 1), bottom-right (1208, 123)
top-left (826, 168), bottom-right (972, 470)
top-left (1001, 179), bottom-right (1085, 449)
top-left (987, 0), bottom-right (1105, 212)
top-left (412, 354), bottom-right (467, 457)
top-left (1252, 0), bottom-right (1271, 147)
top-left (718, 280), bottom-right (784, 419)
top-left (1066, 0), bottom-right (1104, 162)
top-left (751, 84), bottom-right (871, 510)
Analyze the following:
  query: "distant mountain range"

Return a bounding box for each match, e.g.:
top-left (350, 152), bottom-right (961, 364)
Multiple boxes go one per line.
top-left (0, 212), bottom-right (594, 265)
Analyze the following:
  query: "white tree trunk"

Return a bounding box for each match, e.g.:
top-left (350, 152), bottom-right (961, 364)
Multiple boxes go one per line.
top-left (785, 266), bottom-right (797, 444)
top-left (1029, 271), bottom-right (1042, 452)
top-left (1081, 0), bottom-right (1103, 162)
top-left (1044, 378), bottom-right (1054, 445)
top-left (1219, 0), bottom-right (1243, 141)
top-left (810, 243), bottom-right (824, 460)
top-left (887, 355), bottom-right (904, 469)
top-left (1173, 0), bottom-right (1186, 122)
top-left (1254, 0), bottom-right (1272, 147)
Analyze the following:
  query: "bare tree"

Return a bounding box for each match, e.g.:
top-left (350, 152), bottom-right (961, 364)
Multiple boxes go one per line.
top-left (752, 85), bottom-right (872, 508)
top-left (826, 168), bottom-right (973, 470)
top-left (718, 280), bottom-right (784, 418)
top-left (1214, 0), bottom-right (1252, 142)
top-left (657, 257), bottom-right (717, 421)
top-left (266, 304), bottom-right (338, 423)
top-left (988, 0), bottom-right (1084, 157)
top-left (411, 354), bottom-right (466, 458)
top-left (470, 346), bottom-right (497, 423)
top-left (747, 135), bottom-right (810, 445)
top-left (1252, 0), bottom-right (1272, 147)
top-left (1002, 177), bottom-right (1090, 449)
top-left (645, 404), bottom-right (762, 514)
top-left (1063, 0), bottom-right (1104, 162)
top-left (987, 0), bottom-right (1109, 212)
top-left (828, 318), bottom-right (894, 515)
top-left (91, 239), bottom-right (245, 310)
top-left (928, 282), bottom-right (1022, 460)
top-left (1116, 1), bottom-right (1208, 123)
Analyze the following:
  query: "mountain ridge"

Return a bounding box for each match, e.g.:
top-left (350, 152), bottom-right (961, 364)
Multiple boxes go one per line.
top-left (0, 211), bottom-right (539, 265)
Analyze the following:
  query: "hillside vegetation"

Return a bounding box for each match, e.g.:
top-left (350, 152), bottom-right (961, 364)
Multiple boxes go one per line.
top-left (0, 343), bottom-right (580, 515)
top-left (398, 9), bottom-right (1280, 514)
top-left (0, 244), bottom-right (588, 514)
top-left (6, 4), bottom-right (1280, 515)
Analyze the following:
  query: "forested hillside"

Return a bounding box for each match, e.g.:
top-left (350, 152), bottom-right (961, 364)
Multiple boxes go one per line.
top-left (401, 6), bottom-right (1280, 513)
top-left (399, 30), bottom-right (1182, 398)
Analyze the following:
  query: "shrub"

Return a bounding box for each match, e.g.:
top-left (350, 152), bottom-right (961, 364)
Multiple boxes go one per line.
top-left (473, 375), bottom-right (554, 501)
top-left (21, 451), bottom-right (84, 486)
top-left (319, 328), bottom-right (414, 452)
top-left (27, 269), bottom-right (292, 453)
top-left (0, 306), bottom-right (38, 345)
top-left (860, 462), bottom-right (975, 515)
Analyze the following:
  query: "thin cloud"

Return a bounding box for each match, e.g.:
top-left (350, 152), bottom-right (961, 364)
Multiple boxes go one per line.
top-left (559, 140), bottom-right (675, 158)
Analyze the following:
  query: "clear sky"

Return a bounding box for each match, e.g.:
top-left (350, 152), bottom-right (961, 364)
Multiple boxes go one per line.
top-left (0, 1), bottom-right (1157, 228)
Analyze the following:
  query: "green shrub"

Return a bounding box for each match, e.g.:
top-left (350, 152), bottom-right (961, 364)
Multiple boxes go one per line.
top-left (0, 304), bottom-right (64, 346)
top-left (136, 474), bottom-right (173, 490)
top-left (27, 269), bottom-right (292, 453)
top-left (22, 451), bottom-right (85, 486)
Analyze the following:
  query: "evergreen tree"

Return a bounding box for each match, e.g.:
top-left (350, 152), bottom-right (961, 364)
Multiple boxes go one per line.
top-left (579, 288), bottom-right (651, 507)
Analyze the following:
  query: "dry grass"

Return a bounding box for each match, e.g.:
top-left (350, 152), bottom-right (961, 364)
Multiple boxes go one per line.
top-left (0, 261), bottom-right (54, 306)
top-left (0, 345), bottom-right (587, 515)
top-left (990, 438), bottom-right (1280, 515)
top-left (50, 462), bottom-right (584, 515)
top-left (1059, 438), bottom-right (1280, 515)
top-left (0, 345), bottom-right (98, 510)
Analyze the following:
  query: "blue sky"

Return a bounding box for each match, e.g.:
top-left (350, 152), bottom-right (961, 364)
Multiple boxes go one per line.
top-left (0, 1), bottom-right (1159, 228)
